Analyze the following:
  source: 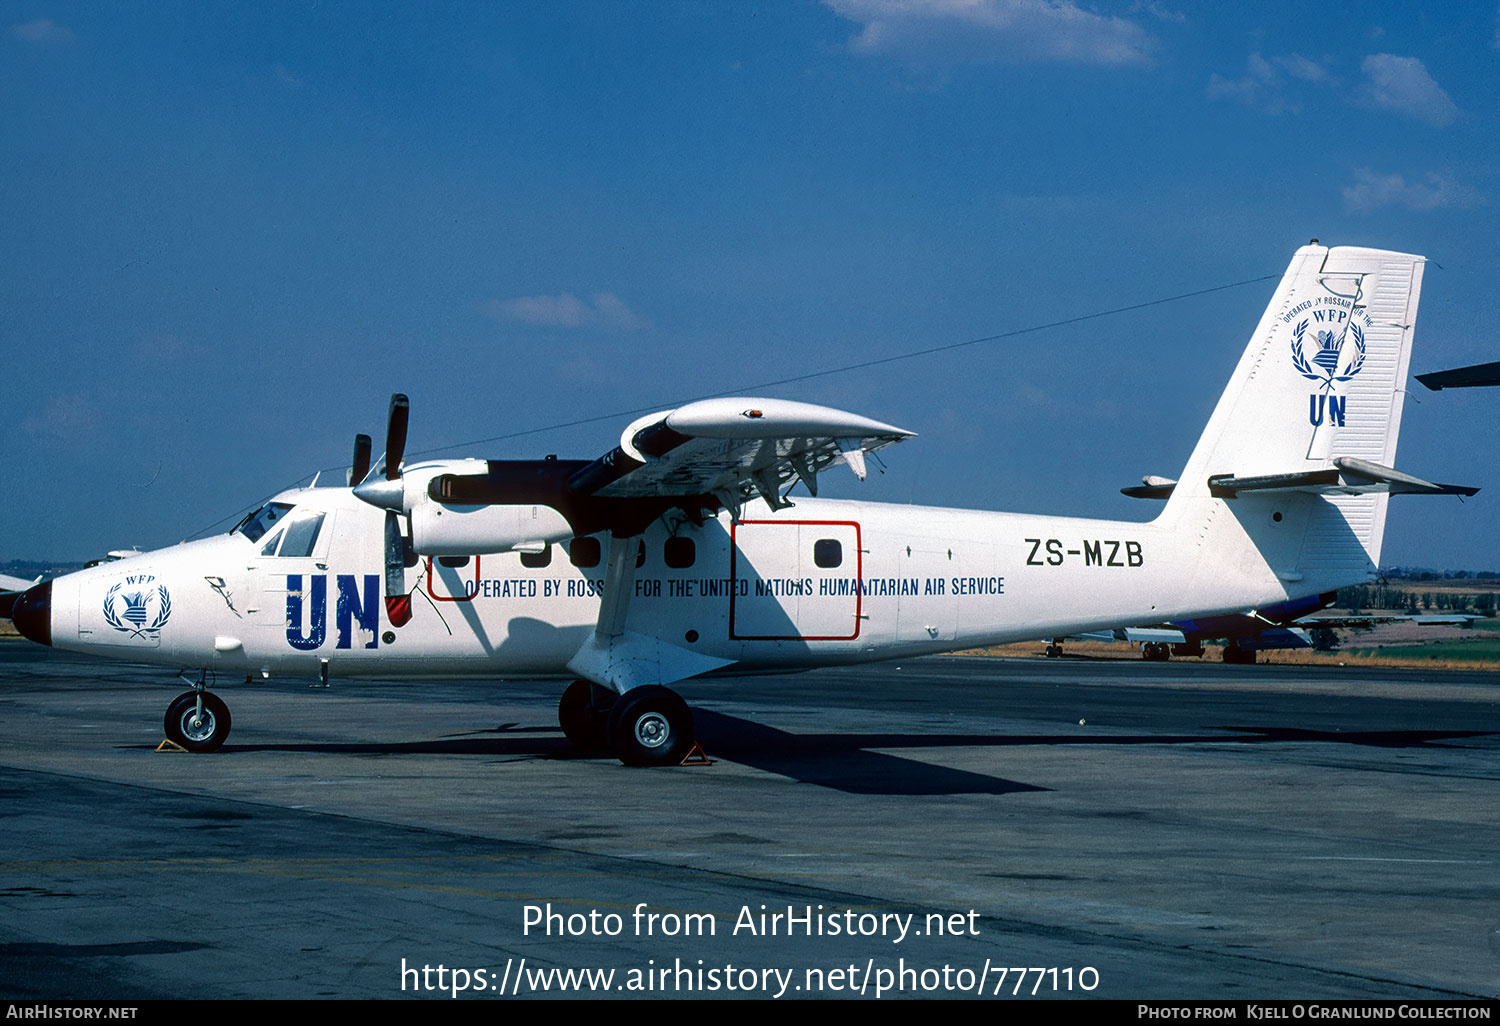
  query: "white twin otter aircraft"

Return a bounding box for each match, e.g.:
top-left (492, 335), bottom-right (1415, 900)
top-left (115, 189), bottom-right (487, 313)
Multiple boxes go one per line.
top-left (9, 244), bottom-right (1473, 765)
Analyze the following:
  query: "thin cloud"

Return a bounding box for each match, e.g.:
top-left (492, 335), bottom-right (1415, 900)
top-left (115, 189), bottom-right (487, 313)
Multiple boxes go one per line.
top-left (486, 292), bottom-right (648, 332)
top-left (22, 394), bottom-right (100, 441)
top-left (1130, 1), bottom-right (1185, 25)
top-left (1277, 53), bottom-right (1328, 83)
top-left (1207, 52), bottom-right (1329, 114)
top-left (1341, 168), bottom-right (1484, 213)
top-left (11, 18), bottom-right (74, 43)
top-left (1359, 54), bottom-right (1458, 127)
top-left (824, 0), bottom-right (1154, 67)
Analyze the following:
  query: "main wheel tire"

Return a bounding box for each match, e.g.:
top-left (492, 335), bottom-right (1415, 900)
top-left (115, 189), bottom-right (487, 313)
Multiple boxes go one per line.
top-left (1222, 644), bottom-right (1257, 665)
top-left (558, 679), bottom-right (614, 754)
top-left (606, 686), bottom-right (693, 767)
top-left (164, 691), bottom-right (231, 752)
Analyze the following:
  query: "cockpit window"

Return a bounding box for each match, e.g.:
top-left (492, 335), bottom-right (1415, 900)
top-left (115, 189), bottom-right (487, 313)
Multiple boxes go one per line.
top-left (258, 511), bottom-right (325, 558)
top-left (235, 502), bottom-right (295, 543)
top-left (278, 512), bottom-right (325, 557)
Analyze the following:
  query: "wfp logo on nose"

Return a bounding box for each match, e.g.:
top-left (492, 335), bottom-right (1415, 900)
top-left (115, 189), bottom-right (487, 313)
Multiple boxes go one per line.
top-left (103, 576), bottom-right (172, 640)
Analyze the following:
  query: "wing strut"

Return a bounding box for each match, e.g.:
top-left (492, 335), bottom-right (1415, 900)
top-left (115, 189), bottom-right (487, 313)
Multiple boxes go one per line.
top-left (594, 534), bottom-right (641, 640)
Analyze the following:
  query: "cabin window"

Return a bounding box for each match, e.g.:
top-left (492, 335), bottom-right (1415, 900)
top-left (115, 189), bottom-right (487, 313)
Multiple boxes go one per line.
top-left (260, 530), bottom-right (283, 557)
top-left (569, 537), bottom-right (601, 568)
top-left (437, 556), bottom-right (470, 569)
top-left (664, 537), bottom-right (695, 569)
top-left (520, 546), bottom-right (552, 569)
top-left (813, 538), bottom-right (843, 569)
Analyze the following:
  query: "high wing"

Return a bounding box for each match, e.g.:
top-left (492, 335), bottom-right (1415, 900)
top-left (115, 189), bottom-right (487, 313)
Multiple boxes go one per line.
top-left (570, 397), bottom-right (914, 517)
top-left (1075, 626), bottom-right (1188, 644)
top-left (1066, 600), bottom-right (1480, 665)
top-left (1295, 613), bottom-right (1480, 629)
top-left (356, 396), bottom-right (914, 555)
top-left (0, 573), bottom-right (39, 593)
top-left (0, 573), bottom-right (42, 620)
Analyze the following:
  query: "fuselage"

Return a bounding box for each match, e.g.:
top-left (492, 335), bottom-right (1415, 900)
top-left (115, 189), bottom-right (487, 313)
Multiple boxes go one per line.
top-left (18, 483), bottom-right (1305, 683)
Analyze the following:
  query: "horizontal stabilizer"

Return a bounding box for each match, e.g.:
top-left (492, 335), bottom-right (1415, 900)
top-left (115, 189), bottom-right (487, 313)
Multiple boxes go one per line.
top-left (1121, 475), bottom-right (1177, 500)
top-left (1416, 361), bottom-right (1500, 391)
top-left (1208, 457), bottom-right (1477, 498)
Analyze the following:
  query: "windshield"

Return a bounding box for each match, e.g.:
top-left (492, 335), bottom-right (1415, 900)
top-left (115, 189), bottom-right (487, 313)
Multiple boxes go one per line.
top-left (260, 511), bottom-right (326, 558)
top-left (234, 502), bottom-right (295, 543)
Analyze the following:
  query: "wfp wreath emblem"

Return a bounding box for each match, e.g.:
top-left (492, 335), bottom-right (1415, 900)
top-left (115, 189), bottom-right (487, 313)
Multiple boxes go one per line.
top-left (103, 576), bottom-right (172, 640)
top-left (1285, 294), bottom-right (1371, 428)
top-left (1291, 319), bottom-right (1365, 387)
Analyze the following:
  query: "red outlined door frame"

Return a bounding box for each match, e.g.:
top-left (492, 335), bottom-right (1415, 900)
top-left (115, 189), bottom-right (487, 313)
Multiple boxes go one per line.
top-left (729, 519), bottom-right (862, 641)
top-left (426, 556), bottom-right (481, 602)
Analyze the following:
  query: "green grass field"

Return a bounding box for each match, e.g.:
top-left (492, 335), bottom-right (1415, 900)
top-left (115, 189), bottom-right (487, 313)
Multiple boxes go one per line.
top-left (1345, 639), bottom-right (1500, 662)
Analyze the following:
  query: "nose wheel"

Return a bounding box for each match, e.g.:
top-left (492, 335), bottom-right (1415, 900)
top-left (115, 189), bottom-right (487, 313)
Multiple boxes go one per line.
top-left (164, 691), bottom-right (232, 752)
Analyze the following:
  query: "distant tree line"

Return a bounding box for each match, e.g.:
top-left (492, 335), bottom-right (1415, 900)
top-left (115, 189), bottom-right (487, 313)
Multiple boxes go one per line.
top-left (1338, 584), bottom-right (1497, 616)
top-left (1380, 568), bottom-right (1500, 581)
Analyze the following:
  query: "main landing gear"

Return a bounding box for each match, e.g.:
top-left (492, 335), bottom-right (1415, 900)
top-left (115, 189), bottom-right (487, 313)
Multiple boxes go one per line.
top-left (1221, 642), bottom-right (1258, 665)
top-left (558, 679), bottom-right (695, 767)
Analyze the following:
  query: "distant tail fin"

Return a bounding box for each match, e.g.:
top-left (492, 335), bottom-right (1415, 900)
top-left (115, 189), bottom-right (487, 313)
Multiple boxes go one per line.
top-left (1162, 244), bottom-right (1426, 588)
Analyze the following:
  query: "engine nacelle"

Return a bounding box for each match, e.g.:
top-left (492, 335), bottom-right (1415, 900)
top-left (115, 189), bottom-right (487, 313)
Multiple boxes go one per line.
top-left (409, 500), bottom-right (574, 556)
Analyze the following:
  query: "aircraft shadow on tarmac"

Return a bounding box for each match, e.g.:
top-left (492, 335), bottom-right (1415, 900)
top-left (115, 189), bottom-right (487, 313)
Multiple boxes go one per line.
top-left (133, 709), bottom-right (1496, 796)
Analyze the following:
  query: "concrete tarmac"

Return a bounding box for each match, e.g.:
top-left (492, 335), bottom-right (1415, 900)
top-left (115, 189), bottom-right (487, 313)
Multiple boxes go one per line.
top-left (1, 641), bottom-right (1497, 1000)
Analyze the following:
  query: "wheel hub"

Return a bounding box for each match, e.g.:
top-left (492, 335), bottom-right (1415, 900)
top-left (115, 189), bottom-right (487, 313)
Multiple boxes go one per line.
top-left (633, 712), bottom-right (670, 749)
top-left (181, 708), bottom-right (216, 742)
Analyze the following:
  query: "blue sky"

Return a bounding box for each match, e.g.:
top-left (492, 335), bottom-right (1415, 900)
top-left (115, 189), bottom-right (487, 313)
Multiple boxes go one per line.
top-left (4, 1), bottom-right (1498, 569)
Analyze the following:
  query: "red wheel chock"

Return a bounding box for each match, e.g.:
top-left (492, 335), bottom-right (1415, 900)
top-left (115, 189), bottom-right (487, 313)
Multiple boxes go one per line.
top-left (679, 743), bottom-right (714, 766)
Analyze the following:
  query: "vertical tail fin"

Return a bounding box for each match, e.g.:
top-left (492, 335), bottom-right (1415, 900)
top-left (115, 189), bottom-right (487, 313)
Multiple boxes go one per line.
top-left (1162, 244), bottom-right (1425, 589)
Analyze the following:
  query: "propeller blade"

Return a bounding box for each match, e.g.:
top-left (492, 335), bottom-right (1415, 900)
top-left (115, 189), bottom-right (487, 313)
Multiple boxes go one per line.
top-left (385, 393), bottom-right (410, 480)
top-left (350, 434), bottom-right (372, 486)
top-left (384, 510), bottom-right (412, 627)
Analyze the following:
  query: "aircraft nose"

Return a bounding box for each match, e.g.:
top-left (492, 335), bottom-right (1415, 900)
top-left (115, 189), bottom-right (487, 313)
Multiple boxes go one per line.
top-left (11, 581), bottom-right (52, 647)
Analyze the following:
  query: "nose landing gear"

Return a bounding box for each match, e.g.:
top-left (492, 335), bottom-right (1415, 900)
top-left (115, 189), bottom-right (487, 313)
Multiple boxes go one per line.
top-left (164, 688), bottom-right (231, 752)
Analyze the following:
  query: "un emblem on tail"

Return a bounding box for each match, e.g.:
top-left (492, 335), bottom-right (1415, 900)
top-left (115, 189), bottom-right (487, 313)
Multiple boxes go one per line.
top-left (103, 576), bottom-right (172, 640)
top-left (1287, 296), bottom-right (1370, 427)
